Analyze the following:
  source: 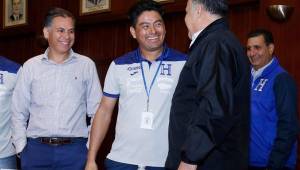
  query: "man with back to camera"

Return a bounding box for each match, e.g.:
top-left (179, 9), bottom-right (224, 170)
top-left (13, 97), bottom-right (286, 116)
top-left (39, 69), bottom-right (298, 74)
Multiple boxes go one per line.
top-left (11, 7), bottom-right (102, 170)
top-left (0, 56), bottom-right (20, 169)
top-left (10, 0), bottom-right (23, 21)
top-left (247, 29), bottom-right (299, 170)
top-left (165, 0), bottom-right (250, 170)
top-left (85, 0), bottom-right (187, 170)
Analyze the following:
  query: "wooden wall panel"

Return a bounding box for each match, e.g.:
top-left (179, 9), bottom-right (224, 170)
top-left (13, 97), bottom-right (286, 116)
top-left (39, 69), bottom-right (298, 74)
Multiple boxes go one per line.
top-left (1, 0), bottom-right (300, 169)
top-left (229, 1), bottom-right (260, 44)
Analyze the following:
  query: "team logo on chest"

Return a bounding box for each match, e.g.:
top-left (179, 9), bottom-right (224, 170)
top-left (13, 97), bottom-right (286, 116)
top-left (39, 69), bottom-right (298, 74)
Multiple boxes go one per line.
top-left (160, 64), bottom-right (172, 76)
top-left (0, 73), bottom-right (3, 84)
top-left (254, 78), bottom-right (268, 91)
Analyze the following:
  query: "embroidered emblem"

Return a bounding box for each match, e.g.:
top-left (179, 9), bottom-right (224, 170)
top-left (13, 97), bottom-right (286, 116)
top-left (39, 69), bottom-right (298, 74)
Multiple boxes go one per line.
top-left (160, 64), bottom-right (172, 76)
top-left (254, 78), bottom-right (268, 91)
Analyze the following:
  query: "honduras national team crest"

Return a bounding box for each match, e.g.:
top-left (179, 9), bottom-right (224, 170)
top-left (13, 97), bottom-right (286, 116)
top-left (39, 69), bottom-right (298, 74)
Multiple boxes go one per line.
top-left (254, 78), bottom-right (268, 91)
top-left (160, 63), bottom-right (172, 76)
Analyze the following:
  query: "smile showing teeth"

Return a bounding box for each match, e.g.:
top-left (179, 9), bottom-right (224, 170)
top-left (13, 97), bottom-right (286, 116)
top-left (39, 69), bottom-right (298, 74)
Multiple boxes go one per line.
top-left (147, 37), bottom-right (159, 40)
top-left (61, 42), bottom-right (69, 45)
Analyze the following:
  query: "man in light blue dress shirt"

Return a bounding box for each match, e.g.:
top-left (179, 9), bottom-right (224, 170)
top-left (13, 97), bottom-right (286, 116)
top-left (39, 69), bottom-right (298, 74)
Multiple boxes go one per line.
top-left (11, 7), bottom-right (102, 170)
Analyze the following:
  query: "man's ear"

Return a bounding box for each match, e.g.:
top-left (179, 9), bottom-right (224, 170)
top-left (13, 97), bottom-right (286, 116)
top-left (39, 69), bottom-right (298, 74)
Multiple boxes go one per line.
top-left (268, 43), bottom-right (275, 55)
top-left (129, 26), bottom-right (136, 39)
top-left (43, 27), bottom-right (49, 39)
top-left (196, 3), bottom-right (204, 16)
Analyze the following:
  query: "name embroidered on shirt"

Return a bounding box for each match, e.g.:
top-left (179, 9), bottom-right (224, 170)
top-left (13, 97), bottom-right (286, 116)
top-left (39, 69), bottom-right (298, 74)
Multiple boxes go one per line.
top-left (0, 73), bottom-right (3, 84)
top-left (128, 66), bottom-right (141, 76)
top-left (160, 64), bottom-right (172, 76)
top-left (127, 66), bottom-right (141, 71)
top-left (254, 79), bottom-right (268, 91)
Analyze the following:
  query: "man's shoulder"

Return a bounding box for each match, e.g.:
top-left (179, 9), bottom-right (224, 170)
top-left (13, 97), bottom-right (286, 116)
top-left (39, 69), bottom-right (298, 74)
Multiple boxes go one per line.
top-left (114, 50), bottom-right (138, 65)
top-left (0, 56), bottom-right (21, 73)
top-left (274, 70), bottom-right (295, 84)
top-left (165, 48), bottom-right (187, 61)
top-left (265, 59), bottom-right (287, 77)
top-left (73, 52), bottom-right (96, 65)
top-left (201, 30), bottom-right (245, 56)
top-left (23, 54), bottom-right (43, 66)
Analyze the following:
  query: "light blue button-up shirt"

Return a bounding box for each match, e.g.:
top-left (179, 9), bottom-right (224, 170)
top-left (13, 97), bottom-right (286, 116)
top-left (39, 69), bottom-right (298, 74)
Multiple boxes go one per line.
top-left (11, 49), bottom-right (102, 153)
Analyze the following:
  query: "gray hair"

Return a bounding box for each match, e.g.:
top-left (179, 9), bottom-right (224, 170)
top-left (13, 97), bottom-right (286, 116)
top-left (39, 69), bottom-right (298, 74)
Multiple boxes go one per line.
top-left (192, 0), bottom-right (228, 17)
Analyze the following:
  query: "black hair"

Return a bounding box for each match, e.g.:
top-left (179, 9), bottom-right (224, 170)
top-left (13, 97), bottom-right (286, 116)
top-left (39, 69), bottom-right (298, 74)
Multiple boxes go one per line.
top-left (43, 7), bottom-right (75, 28)
top-left (247, 29), bottom-right (274, 45)
top-left (128, 0), bottom-right (164, 27)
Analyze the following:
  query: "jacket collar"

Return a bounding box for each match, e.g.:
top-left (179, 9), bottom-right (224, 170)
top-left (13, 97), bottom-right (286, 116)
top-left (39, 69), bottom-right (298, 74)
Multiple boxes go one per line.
top-left (189, 17), bottom-right (229, 52)
top-left (259, 56), bottom-right (279, 77)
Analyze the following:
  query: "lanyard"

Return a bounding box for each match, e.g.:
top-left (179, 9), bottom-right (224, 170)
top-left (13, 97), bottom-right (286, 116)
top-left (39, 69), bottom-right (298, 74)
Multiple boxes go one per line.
top-left (137, 48), bottom-right (168, 111)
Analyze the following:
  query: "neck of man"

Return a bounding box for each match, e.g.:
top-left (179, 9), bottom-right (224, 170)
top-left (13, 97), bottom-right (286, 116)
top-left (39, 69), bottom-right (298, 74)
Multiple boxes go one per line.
top-left (198, 12), bottom-right (222, 32)
top-left (48, 50), bottom-right (70, 64)
top-left (140, 47), bottom-right (164, 62)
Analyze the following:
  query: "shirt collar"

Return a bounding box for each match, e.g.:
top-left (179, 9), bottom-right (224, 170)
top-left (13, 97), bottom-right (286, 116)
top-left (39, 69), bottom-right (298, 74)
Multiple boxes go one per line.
top-left (137, 44), bottom-right (169, 62)
top-left (251, 58), bottom-right (274, 78)
top-left (189, 29), bottom-right (204, 47)
top-left (41, 48), bottom-right (77, 64)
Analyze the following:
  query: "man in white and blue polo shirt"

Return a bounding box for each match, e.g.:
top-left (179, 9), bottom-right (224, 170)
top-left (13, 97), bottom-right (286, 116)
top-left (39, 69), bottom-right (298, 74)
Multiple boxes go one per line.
top-left (0, 56), bottom-right (20, 169)
top-left (85, 1), bottom-right (187, 170)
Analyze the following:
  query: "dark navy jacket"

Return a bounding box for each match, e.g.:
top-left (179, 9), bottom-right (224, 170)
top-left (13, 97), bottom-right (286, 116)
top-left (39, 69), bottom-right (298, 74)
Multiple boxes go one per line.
top-left (166, 18), bottom-right (250, 170)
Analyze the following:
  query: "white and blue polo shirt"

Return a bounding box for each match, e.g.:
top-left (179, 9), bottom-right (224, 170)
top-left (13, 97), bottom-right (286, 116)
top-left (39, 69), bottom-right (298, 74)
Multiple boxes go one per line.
top-left (0, 56), bottom-right (20, 158)
top-left (104, 46), bottom-right (186, 167)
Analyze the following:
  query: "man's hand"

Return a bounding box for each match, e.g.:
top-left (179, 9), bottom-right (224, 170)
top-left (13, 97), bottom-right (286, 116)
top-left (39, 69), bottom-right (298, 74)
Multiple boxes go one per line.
top-left (178, 161), bottom-right (197, 170)
top-left (85, 160), bottom-right (98, 170)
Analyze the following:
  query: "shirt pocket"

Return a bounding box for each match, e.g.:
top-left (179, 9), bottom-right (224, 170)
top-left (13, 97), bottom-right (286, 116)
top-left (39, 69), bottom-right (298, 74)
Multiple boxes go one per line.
top-left (63, 74), bottom-right (86, 100)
